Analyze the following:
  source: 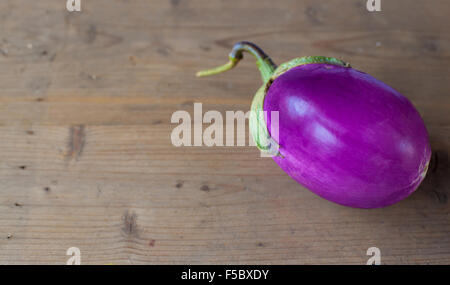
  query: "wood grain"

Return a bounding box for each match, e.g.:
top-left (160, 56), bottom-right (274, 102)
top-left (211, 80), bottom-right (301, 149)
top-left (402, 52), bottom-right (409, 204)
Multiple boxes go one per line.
top-left (0, 0), bottom-right (449, 264)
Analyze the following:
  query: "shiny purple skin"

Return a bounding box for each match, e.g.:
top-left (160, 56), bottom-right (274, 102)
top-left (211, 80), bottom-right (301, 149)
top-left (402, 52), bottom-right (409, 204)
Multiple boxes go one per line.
top-left (264, 63), bottom-right (431, 208)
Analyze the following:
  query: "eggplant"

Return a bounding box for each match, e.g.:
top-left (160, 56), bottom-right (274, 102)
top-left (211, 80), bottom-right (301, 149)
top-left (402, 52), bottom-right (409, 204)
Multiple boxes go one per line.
top-left (197, 41), bottom-right (431, 208)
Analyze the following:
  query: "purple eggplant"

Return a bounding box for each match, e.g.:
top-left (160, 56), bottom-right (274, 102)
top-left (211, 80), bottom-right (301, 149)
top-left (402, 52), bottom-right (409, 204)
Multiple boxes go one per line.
top-left (197, 41), bottom-right (431, 208)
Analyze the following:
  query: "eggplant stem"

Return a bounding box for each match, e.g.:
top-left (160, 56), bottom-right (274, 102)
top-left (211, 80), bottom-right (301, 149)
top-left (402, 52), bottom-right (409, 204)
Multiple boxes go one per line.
top-left (196, 41), bottom-right (277, 83)
top-left (196, 58), bottom-right (239, 77)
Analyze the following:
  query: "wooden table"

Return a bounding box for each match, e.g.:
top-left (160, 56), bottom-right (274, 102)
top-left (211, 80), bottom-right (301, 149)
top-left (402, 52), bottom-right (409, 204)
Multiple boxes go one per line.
top-left (0, 0), bottom-right (449, 264)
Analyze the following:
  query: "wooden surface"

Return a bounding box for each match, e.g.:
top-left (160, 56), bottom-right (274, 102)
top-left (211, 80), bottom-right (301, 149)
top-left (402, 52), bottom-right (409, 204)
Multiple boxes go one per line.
top-left (0, 0), bottom-right (449, 264)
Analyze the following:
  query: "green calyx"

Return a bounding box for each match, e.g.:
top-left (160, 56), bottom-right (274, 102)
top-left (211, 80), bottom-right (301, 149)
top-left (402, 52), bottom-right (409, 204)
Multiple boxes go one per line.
top-left (249, 85), bottom-right (279, 152)
top-left (196, 42), bottom-right (350, 156)
top-left (271, 56), bottom-right (350, 79)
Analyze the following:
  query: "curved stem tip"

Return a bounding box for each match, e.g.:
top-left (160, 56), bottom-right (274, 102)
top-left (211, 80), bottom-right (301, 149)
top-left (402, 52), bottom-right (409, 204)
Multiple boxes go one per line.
top-left (196, 41), bottom-right (277, 84)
